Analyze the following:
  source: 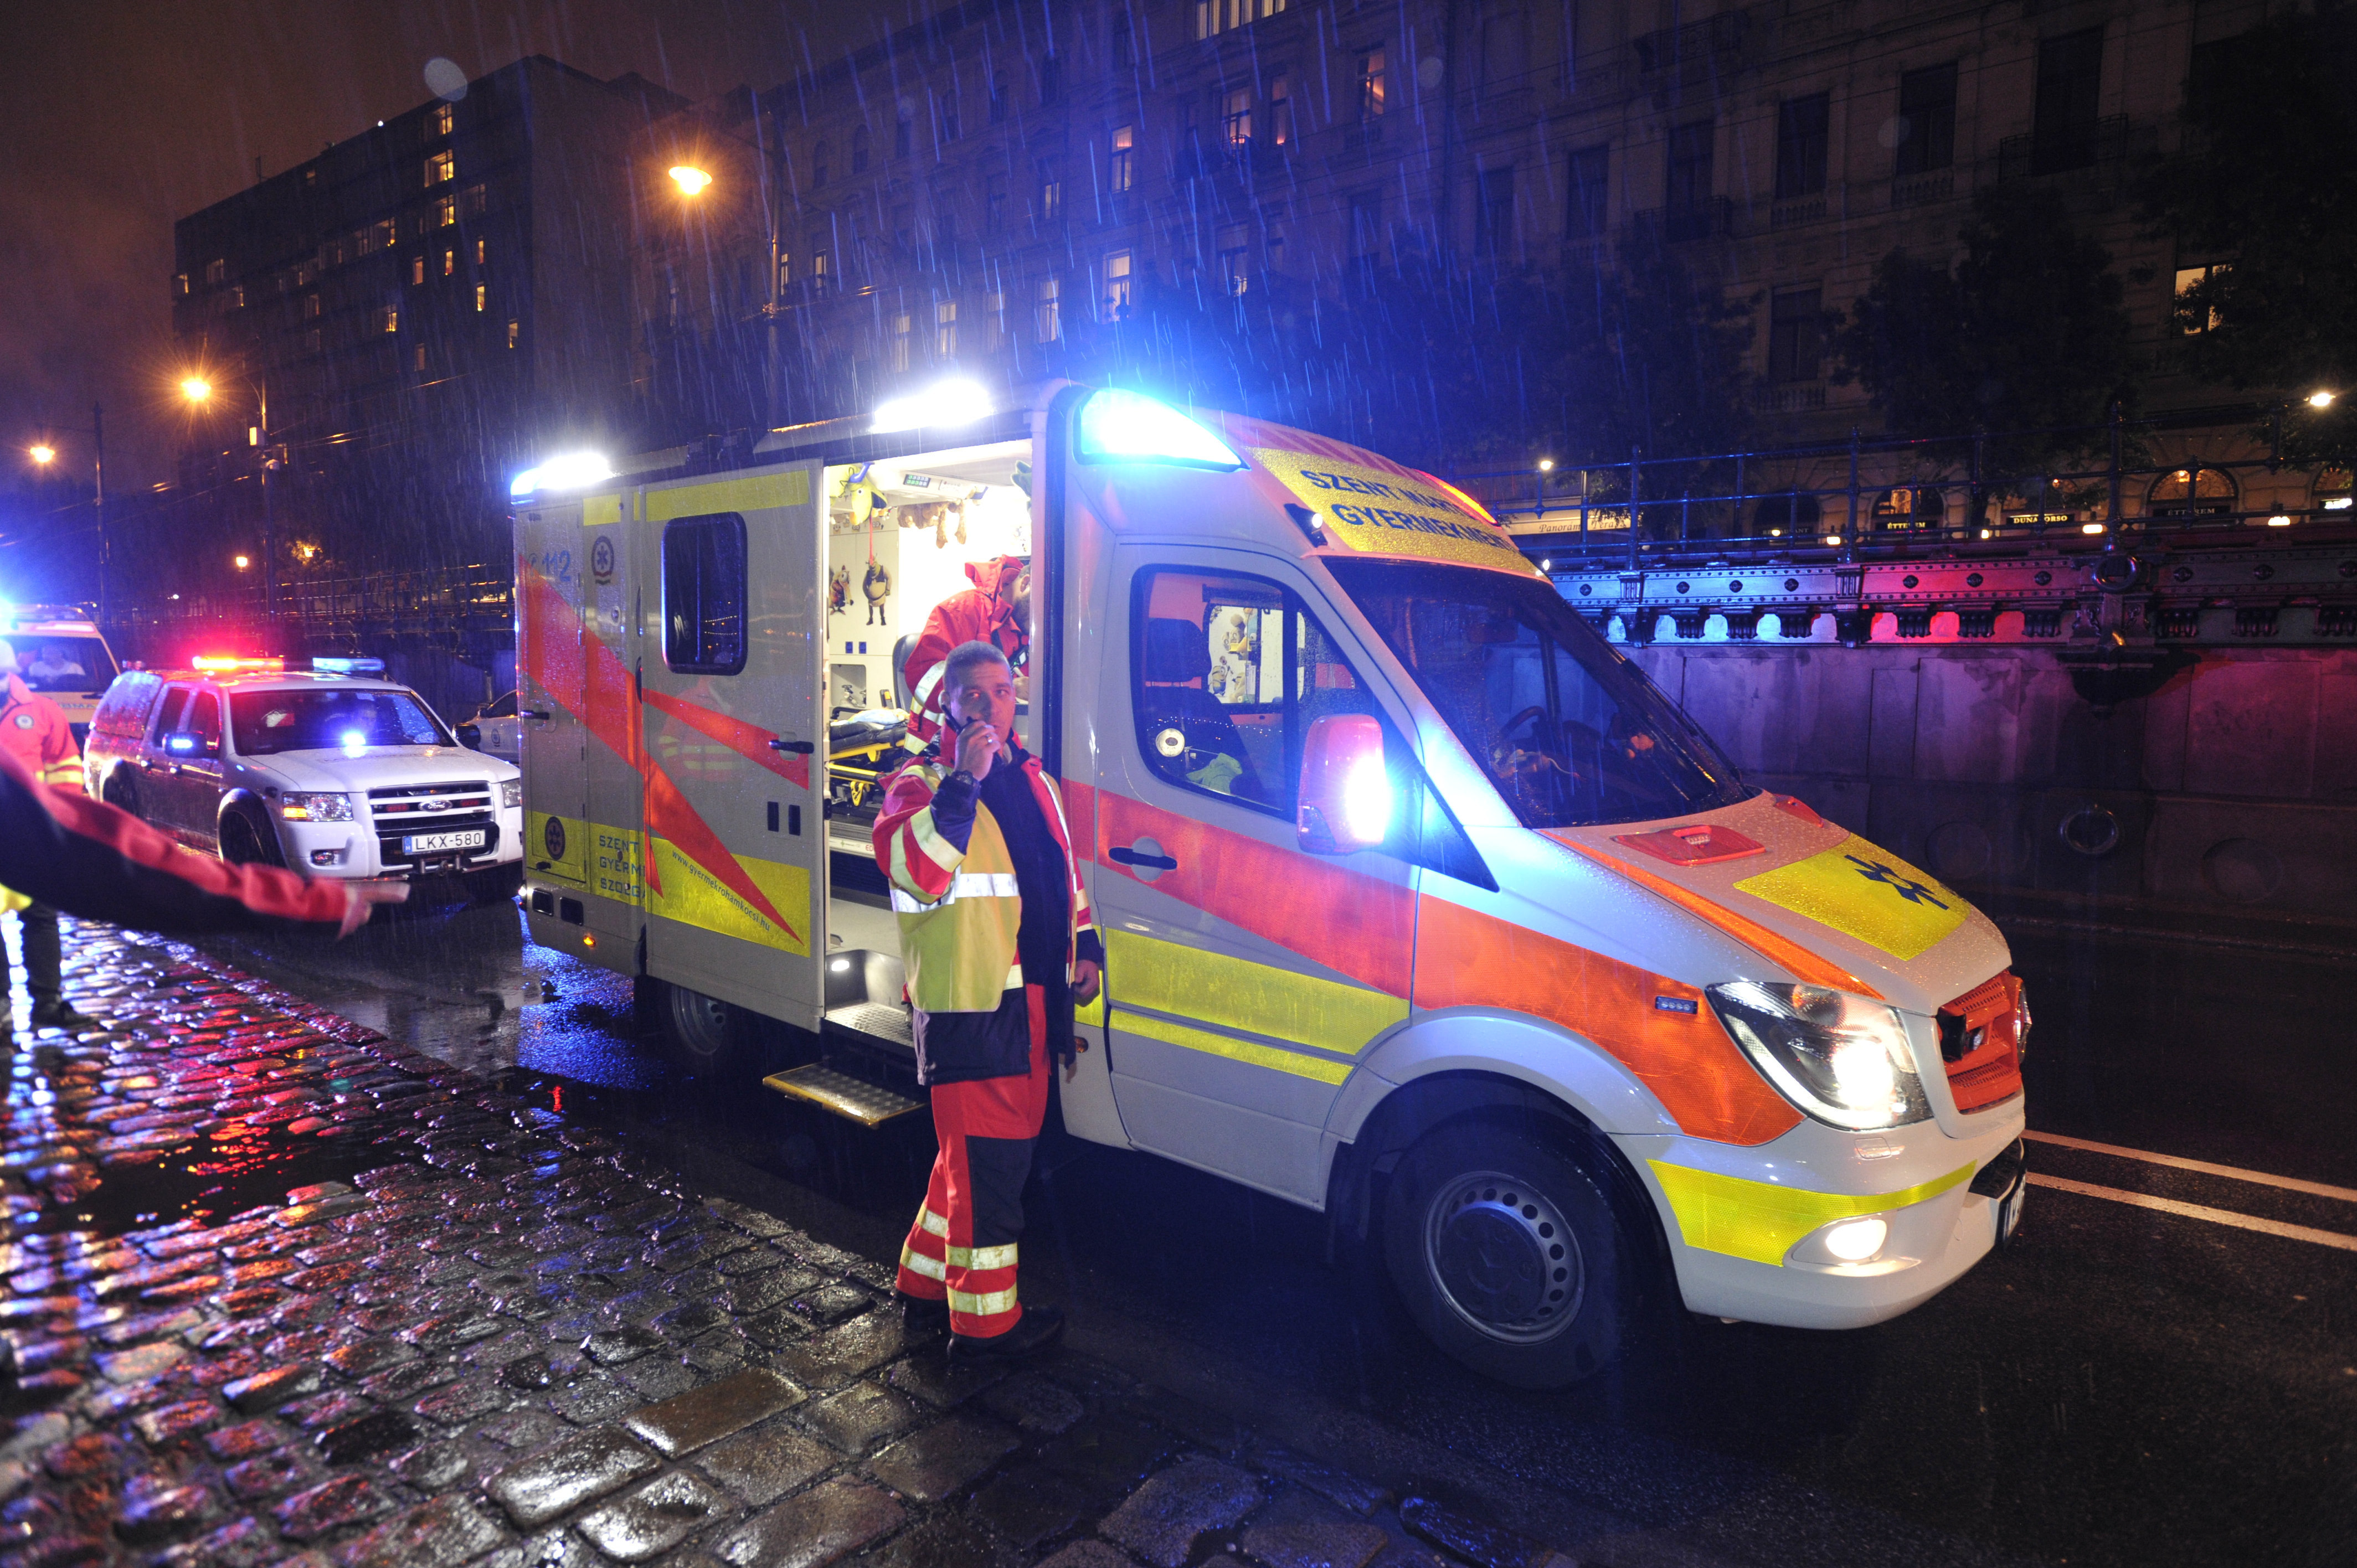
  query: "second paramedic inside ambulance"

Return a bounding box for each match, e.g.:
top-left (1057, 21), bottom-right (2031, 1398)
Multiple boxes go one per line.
top-left (903, 555), bottom-right (1030, 742)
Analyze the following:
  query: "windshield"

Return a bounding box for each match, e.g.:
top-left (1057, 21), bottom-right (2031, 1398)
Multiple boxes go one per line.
top-left (1328, 560), bottom-right (1752, 829)
top-left (10, 636), bottom-right (116, 694)
top-left (229, 688), bottom-right (451, 756)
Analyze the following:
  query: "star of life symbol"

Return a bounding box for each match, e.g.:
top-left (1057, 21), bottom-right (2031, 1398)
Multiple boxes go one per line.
top-left (1846, 855), bottom-right (1948, 909)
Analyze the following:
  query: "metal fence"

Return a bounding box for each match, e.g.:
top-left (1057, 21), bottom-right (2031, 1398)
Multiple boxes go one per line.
top-left (1443, 405), bottom-right (2357, 568)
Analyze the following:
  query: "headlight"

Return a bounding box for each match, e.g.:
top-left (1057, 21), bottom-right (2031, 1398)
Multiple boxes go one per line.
top-left (279, 792), bottom-right (354, 822)
top-left (1707, 981), bottom-right (1932, 1131)
top-left (500, 779), bottom-right (523, 809)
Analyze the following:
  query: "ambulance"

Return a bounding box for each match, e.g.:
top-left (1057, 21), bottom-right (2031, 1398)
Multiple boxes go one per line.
top-left (511, 382), bottom-right (2029, 1387)
top-left (2, 602), bottom-right (120, 746)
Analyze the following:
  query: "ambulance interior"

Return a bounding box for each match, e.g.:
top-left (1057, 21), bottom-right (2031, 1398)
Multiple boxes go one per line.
top-left (818, 439), bottom-right (1034, 1024)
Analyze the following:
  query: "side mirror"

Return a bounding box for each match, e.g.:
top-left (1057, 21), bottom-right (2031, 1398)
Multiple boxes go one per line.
top-left (162, 730), bottom-right (217, 759)
top-left (1297, 714), bottom-right (1392, 855)
top-left (456, 723), bottom-right (483, 750)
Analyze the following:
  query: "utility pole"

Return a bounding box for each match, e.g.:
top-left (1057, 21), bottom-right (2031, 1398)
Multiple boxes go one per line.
top-left (91, 402), bottom-right (106, 620)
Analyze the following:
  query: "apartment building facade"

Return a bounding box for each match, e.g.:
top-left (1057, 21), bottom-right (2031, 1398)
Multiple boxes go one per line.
top-left (640, 0), bottom-right (2279, 510)
top-left (167, 57), bottom-right (684, 590)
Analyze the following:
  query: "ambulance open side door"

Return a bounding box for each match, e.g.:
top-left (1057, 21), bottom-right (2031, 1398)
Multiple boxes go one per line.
top-left (517, 496), bottom-right (593, 895)
top-left (632, 462), bottom-right (830, 1029)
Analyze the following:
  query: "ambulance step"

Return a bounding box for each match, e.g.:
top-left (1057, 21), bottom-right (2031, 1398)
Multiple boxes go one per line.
top-left (761, 1065), bottom-right (925, 1127)
top-left (825, 1002), bottom-right (914, 1049)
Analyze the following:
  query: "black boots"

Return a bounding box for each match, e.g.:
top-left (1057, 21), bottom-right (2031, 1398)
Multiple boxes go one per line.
top-left (948, 1303), bottom-right (1064, 1364)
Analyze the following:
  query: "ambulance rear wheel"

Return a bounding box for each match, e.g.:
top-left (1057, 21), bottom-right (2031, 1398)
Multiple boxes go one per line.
top-left (657, 982), bottom-right (745, 1077)
top-left (1382, 1122), bottom-right (1633, 1389)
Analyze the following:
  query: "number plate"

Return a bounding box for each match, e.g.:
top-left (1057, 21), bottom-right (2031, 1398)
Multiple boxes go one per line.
top-left (402, 828), bottom-right (487, 854)
top-left (1994, 1168), bottom-right (2027, 1249)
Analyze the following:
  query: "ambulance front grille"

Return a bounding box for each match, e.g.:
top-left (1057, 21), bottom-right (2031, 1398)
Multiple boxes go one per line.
top-left (1938, 971), bottom-right (2025, 1115)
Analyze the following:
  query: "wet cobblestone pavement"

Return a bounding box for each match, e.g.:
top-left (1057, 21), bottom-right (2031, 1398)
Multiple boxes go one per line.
top-left (0, 929), bottom-right (1573, 1568)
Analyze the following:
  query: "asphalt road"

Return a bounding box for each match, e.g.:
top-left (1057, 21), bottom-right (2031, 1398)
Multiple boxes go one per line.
top-left (176, 898), bottom-right (2357, 1568)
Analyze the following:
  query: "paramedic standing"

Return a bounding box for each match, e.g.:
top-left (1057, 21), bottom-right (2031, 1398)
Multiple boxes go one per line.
top-left (874, 639), bottom-right (1102, 1362)
top-left (0, 639), bottom-right (96, 1034)
top-left (902, 555), bottom-right (1028, 742)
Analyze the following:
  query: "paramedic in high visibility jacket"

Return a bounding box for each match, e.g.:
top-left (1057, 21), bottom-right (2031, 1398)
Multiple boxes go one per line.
top-left (902, 555), bottom-right (1028, 744)
top-left (873, 638), bottom-right (1101, 1362)
top-left (2, 638), bottom-right (99, 1034)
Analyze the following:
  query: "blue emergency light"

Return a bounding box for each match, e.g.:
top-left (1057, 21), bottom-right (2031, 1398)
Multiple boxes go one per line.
top-left (311, 657), bottom-right (385, 674)
top-left (1075, 390), bottom-right (1243, 472)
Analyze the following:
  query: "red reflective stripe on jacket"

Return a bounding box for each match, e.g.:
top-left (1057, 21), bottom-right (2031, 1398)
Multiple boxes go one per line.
top-left (0, 746), bottom-right (349, 931)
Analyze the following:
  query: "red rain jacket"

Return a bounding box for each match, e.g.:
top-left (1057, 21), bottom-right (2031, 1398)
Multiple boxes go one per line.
top-left (902, 555), bottom-right (1027, 742)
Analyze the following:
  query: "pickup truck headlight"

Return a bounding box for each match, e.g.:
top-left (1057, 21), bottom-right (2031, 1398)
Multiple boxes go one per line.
top-left (1707, 981), bottom-right (1932, 1131)
top-left (500, 780), bottom-right (523, 809)
top-left (279, 792), bottom-right (354, 823)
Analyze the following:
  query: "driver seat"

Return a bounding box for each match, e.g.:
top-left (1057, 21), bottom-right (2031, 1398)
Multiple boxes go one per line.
top-left (1138, 618), bottom-right (1254, 792)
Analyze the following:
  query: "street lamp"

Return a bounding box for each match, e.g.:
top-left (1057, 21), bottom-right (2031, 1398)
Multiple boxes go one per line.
top-left (2308, 390), bottom-right (2337, 409)
top-left (183, 369), bottom-right (279, 631)
top-left (668, 164), bottom-right (714, 197)
top-left (28, 443), bottom-right (56, 466)
top-left (22, 408), bottom-right (107, 615)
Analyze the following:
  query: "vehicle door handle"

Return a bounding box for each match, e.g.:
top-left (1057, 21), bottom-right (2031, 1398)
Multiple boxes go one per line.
top-left (1108, 845), bottom-right (1179, 871)
top-left (521, 709), bottom-right (553, 722)
top-left (769, 739), bottom-right (815, 754)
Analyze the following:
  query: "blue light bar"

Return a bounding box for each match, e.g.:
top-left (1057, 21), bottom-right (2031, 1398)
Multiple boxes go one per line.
top-left (1075, 390), bottom-right (1243, 471)
top-left (311, 657), bottom-right (385, 674)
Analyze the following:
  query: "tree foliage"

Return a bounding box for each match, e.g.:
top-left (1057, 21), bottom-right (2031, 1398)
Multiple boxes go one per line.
top-left (1061, 238), bottom-right (1754, 478)
top-left (1831, 184), bottom-right (2134, 479)
top-left (2136, 8), bottom-right (2357, 462)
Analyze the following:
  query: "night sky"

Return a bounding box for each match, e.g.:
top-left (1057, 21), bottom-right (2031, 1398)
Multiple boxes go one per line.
top-left (0, 0), bottom-right (892, 516)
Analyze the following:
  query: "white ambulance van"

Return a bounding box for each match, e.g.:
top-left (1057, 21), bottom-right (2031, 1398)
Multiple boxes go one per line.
top-left (512, 383), bottom-right (2029, 1386)
top-left (2, 602), bottom-right (120, 746)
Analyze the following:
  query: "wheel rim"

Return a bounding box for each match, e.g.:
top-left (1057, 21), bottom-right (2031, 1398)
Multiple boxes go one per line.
top-left (666, 987), bottom-right (731, 1059)
top-left (1422, 1168), bottom-right (1585, 1344)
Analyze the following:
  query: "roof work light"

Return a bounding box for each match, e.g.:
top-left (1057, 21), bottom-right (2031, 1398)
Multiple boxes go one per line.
top-left (871, 380), bottom-right (995, 435)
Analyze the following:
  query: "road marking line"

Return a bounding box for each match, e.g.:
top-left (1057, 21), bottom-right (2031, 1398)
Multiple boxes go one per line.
top-left (2026, 1174), bottom-right (2357, 1252)
top-left (2023, 1131), bottom-right (2357, 1205)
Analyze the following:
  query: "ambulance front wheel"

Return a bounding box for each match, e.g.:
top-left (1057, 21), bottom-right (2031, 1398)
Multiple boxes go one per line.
top-left (655, 981), bottom-right (748, 1077)
top-left (1381, 1122), bottom-right (1634, 1389)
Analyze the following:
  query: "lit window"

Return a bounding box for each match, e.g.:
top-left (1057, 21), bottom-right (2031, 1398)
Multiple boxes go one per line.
top-left (303, 293), bottom-right (321, 319)
top-left (443, 249), bottom-right (456, 277)
top-left (205, 259), bottom-right (227, 285)
top-left (173, 272), bottom-right (189, 296)
top-left (811, 250), bottom-right (831, 291)
top-left (1360, 47), bottom-right (1386, 118)
top-left (1217, 224), bottom-right (1248, 295)
top-left (889, 311), bottom-right (912, 371)
top-left (1104, 250), bottom-right (1134, 317)
top-left (1038, 159), bottom-right (1062, 220)
top-left (778, 251), bottom-right (792, 290)
top-left (475, 238), bottom-right (486, 264)
top-left (1270, 76), bottom-right (1293, 146)
top-left (506, 319), bottom-right (521, 349)
top-left (2175, 264), bottom-right (2227, 334)
top-left (1197, 0), bottom-right (1288, 40)
top-left (475, 283), bottom-right (487, 312)
top-left (986, 288), bottom-right (1007, 348)
top-left (1036, 275), bottom-right (1062, 342)
top-left (434, 196), bottom-right (456, 227)
top-left (1223, 89), bottom-right (1253, 147)
top-left (378, 305), bottom-right (399, 334)
top-left (426, 150), bottom-right (455, 185)
top-left (1110, 125), bottom-right (1135, 194)
top-left (429, 102), bottom-right (453, 138)
top-left (410, 255), bottom-right (425, 285)
top-left (936, 298), bottom-right (958, 358)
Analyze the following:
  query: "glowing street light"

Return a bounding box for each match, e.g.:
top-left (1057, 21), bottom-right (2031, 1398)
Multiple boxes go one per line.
top-left (2308, 390), bottom-right (2338, 409)
top-left (28, 443), bottom-right (55, 465)
top-left (1537, 458), bottom-right (1556, 473)
top-left (180, 376), bottom-right (213, 404)
top-left (668, 165), bottom-right (713, 197)
top-left (233, 554), bottom-right (251, 570)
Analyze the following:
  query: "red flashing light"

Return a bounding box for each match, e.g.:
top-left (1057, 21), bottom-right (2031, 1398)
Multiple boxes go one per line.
top-left (1416, 470), bottom-right (1504, 529)
top-left (191, 655), bottom-right (286, 672)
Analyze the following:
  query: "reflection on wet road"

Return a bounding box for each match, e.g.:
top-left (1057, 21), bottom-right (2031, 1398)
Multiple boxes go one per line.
top-left (173, 902), bottom-right (2357, 1568)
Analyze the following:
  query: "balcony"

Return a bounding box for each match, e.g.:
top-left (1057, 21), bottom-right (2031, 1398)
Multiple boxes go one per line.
top-left (1633, 198), bottom-right (1732, 245)
top-left (1890, 169), bottom-right (1957, 209)
top-left (1998, 115), bottom-right (2128, 183)
top-left (1756, 380), bottom-right (1829, 414)
top-left (1770, 194), bottom-right (1830, 229)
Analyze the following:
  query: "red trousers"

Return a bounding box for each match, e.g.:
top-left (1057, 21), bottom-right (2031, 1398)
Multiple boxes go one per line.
top-left (896, 985), bottom-right (1050, 1337)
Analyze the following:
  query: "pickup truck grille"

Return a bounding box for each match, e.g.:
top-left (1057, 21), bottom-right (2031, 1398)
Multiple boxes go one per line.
top-left (369, 781), bottom-right (498, 866)
top-left (1938, 971), bottom-right (2025, 1115)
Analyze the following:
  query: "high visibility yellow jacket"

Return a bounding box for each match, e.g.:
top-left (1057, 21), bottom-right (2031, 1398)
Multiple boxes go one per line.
top-left (873, 748), bottom-right (1096, 1082)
